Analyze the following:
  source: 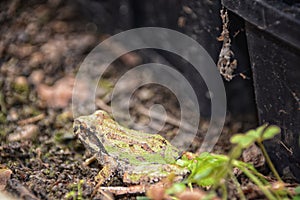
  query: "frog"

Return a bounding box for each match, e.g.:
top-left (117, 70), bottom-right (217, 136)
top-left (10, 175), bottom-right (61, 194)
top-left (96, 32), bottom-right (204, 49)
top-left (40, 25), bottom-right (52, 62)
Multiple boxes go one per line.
top-left (73, 110), bottom-right (189, 189)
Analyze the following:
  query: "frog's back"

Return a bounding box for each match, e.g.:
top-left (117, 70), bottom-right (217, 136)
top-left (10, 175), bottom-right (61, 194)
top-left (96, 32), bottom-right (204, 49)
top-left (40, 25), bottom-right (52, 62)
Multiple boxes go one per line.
top-left (94, 111), bottom-right (181, 165)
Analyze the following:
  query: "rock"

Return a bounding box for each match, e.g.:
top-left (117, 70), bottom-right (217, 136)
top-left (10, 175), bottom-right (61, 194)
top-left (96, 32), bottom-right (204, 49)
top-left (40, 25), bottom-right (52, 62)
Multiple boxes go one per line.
top-left (47, 0), bottom-right (62, 8)
top-left (28, 52), bottom-right (44, 68)
top-left (242, 144), bottom-right (265, 168)
top-left (56, 5), bottom-right (77, 20)
top-left (41, 38), bottom-right (67, 65)
top-left (0, 168), bottom-right (12, 191)
top-left (8, 124), bottom-right (39, 142)
top-left (50, 20), bottom-right (70, 33)
top-left (37, 76), bottom-right (74, 108)
top-left (34, 5), bottom-right (50, 22)
top-left (13, 76), bottom-right (29, 95)
top-left (29, 70), bottom-right (44, 85)
top-left (25, 22), bottom-right (39, 36)
top-left (67, 34), bottom-right (97, 54)
top-left (7, 44), bottom-right (34, 59)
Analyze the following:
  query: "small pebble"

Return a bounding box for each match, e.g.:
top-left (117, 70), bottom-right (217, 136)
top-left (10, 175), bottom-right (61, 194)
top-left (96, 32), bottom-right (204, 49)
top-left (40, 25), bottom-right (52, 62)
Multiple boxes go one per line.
top-left (13, 76), bottom-right (29, 97)
top-left (29, 52), bottom-right (44, 68)
top-left (25, 22), bottom-right (39, 36)
top-left (7, 109), bottom-right (18, 121)
top-left (34, 5), bottom-right (50, 20)
top-left (14, 76), bottom-right (27, 87)
top-left (41, 39), bottom-right (67, 65)
top-left (178, 16), bottom-right (186, 28)
top-left (17, 32), bottom-right (29, 43)
top-left (47, 0), bottom-right (62, 8)
top-left (51, 20), bottom-right (70, 33)
top-left (138, 88), bottom-right (154, 101)
top-left (29, 70), bottom-right (44, 85)
top-left (33, 31), bottom-right (50, 44)
top-left (67, 34), bottom-right (97, 54)
top-left (8, 44), bottom-right (34, 58)
top-left (182, 6), bottom-right (193, 15)
top-left (56, 6), bottom-right (77, 20)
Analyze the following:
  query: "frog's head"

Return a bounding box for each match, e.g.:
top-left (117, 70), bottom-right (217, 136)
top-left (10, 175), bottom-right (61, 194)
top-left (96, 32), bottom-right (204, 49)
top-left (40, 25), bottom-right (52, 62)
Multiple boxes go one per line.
top-left (73, 110), bottom-right (109, 154)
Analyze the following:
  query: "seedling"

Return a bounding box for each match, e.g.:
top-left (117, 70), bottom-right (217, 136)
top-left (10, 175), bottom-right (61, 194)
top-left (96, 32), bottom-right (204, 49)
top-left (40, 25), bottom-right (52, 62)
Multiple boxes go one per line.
top-left (166, 124), bottom-right (295, 200)
top-left (231, 124), bottom-right (282, 181)
top-left (293, 186), bottom-right (300, 200)
top-left (65, 180), bottom-right (84, 200)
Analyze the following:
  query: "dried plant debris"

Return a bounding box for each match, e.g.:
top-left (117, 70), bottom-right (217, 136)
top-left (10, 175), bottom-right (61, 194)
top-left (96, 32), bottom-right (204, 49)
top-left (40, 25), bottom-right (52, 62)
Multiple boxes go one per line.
top-left (0, 168), bottom-right (12, 191)
top-left (217, 8), bottom-right (237, 81)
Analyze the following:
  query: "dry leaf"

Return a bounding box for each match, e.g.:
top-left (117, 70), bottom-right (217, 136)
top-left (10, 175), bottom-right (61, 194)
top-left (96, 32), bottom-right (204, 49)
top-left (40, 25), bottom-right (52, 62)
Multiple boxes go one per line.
top-left (37, 76), bottom-right (74, 108)
top-left (242, 144), bottom-right (265, 167)
top-left (8, 124), bottom-right (39, 142)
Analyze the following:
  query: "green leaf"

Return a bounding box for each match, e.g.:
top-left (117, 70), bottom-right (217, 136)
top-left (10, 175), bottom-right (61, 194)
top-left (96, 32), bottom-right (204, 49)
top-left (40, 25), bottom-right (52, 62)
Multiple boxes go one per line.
top-left (187, 153), bottom-right (228, 187)
top-left (246, 129), bottom-right (260, 139)
top-left (295, 186), bottom-right (300, 194)
top-left (262, 125), bottom-right (280, 140)
top-left (293, 196), bottom-right (300, 200)
top-left (230, 134), bottom-right (256, 148)
top-left (230, 146), bottom-right (242, 159)
top-left (196, 176), bottom-right (215, 186)
top-left (256, 124), bottom-right (268, 136)
top-left (166, 183), bottom-right (186, 194)
top-left (176, 158), bottom-right (190, 167)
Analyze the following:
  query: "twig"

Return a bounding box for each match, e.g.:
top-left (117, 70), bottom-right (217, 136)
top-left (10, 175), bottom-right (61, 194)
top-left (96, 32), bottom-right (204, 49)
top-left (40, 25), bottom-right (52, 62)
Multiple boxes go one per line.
top-left (17, 113), bottom-right (45, 125)
top-left (99, 189), bottom-right (114, 200)
top-left (279, 141), bottom-right (293, 155)
top-left (95, 98), bottom-right (112, 113)
top-left (136, 104), bottom-right (197, 134)
top-left (95, 98), bottom-right (198, 133)
top-left (99, 185), bottom-right (146, 195)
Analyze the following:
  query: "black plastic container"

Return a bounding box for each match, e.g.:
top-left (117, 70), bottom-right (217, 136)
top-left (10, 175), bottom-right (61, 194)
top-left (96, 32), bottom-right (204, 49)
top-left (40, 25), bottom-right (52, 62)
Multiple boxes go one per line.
top-left (222, 0), bottom-right (300, 181)
top-left (130, 0), bottom-right (257, 117)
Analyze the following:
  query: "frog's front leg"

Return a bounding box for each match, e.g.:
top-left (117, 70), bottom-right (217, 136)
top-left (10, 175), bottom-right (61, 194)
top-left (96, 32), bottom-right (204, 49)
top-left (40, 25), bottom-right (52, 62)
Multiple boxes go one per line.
top-left (94, 154), bottom-right (118, 186)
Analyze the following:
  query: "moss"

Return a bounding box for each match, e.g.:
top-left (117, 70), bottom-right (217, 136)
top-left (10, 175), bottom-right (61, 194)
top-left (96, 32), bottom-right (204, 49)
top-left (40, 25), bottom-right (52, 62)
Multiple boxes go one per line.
top-left (13, 81), bottom-right (29, 96)
top-left (54, 129), bottom-right (74, 143)
top-left (55, 111), bottom-right (72, 128)
top-left (0, 112), bottom-right (6, 124)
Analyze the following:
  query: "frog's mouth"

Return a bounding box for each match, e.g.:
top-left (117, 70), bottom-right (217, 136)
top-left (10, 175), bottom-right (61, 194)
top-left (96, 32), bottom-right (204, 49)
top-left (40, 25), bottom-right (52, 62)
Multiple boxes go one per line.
top-left (73, 119), bottom-right (83, 137)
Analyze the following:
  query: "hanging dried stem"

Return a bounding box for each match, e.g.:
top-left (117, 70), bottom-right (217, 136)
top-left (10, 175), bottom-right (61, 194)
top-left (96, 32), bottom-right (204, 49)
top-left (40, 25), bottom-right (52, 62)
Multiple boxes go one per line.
top-left (217, 7), bottom-right (237, 81)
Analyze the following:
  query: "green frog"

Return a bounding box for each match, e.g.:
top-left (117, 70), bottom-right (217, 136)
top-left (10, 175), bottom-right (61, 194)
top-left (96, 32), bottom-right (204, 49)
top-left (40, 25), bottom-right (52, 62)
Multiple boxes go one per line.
top-left (73, 110), bottom-right (188, 187)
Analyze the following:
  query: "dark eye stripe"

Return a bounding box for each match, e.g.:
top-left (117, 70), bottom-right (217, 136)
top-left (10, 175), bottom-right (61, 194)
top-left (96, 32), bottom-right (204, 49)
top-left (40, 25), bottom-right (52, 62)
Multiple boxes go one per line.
top-left (79, 127), bottom-right (107, 155)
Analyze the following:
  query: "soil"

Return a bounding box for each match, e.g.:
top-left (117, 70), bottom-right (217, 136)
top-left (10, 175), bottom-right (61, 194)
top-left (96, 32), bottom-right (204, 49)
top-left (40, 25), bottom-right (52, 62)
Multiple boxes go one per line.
top-left (0, 1), bottom-right (297, 200)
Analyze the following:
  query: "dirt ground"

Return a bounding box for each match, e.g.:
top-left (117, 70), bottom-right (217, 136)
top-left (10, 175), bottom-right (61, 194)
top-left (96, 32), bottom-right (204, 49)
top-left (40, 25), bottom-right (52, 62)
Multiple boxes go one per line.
top-left (0, 1), bottom-right (297, 199)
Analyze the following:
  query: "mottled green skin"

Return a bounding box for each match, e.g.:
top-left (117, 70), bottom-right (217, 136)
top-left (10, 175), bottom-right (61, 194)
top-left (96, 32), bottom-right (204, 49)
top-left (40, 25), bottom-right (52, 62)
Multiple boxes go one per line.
top-left (73, 110), bottom-right (188, 185)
